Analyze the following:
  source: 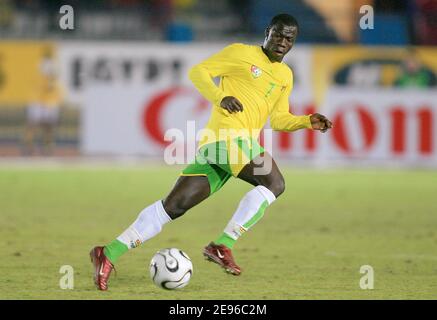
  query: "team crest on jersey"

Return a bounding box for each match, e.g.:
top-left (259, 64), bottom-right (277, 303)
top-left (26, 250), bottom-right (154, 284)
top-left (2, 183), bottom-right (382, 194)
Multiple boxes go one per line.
top-left (250, 65), bottom-right (262, 78)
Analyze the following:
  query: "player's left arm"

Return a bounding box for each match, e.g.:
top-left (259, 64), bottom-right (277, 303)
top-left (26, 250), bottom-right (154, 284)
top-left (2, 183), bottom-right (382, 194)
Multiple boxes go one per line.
top-left (270, 83), bottom-right (332, 133)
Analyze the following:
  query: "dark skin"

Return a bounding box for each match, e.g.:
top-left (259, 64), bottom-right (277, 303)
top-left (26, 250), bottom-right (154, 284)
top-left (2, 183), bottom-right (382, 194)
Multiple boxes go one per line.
top-left (163, 22), bottom-right (333, 219)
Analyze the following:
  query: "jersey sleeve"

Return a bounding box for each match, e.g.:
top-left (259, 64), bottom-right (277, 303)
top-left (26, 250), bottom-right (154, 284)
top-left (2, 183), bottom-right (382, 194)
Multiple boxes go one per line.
top-left (188, 43), bottom-right (242, 106)
top-left (269, 75), bottom-right (312, 132)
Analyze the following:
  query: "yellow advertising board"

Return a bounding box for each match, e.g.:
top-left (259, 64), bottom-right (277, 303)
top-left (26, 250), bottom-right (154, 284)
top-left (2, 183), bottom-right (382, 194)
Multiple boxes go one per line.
top-left (0, 41), bottom-right (56, 107)
top-left (312, 46), bottom-right (437, 106)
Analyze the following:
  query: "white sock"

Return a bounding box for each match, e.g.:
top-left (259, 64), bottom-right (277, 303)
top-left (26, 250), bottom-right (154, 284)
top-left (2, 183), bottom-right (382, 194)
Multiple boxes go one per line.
top-left (116, 200), bottom-right (172, 249)
top-left (223, 185), bottom-right (276, 240)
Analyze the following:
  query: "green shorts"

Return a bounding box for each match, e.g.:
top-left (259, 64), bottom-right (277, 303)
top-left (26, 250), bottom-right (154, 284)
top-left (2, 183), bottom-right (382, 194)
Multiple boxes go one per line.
top-left (181, 137), bottom-right (264, 195)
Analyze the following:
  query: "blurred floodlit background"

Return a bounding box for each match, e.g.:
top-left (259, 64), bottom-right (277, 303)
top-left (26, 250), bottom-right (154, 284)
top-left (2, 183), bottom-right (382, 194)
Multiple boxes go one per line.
top-left (0, 0), bottom-right (436, 168)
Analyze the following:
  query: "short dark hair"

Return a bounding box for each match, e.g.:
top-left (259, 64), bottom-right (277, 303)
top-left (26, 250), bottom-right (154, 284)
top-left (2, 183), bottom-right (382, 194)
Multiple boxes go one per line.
top-left (268, 13), bottom-right (299, 30)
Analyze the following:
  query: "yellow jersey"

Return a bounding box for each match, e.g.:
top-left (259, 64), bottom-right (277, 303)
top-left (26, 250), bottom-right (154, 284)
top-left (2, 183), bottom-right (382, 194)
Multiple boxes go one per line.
top-left (189, 43), bottom-right (312, 147)
top-left (39, 80), bottom-right (63, 108)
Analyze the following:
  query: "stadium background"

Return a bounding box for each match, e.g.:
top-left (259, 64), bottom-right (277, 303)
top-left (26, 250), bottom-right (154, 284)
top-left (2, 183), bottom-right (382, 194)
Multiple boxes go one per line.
top-left (1, 0), bottom-right (437, 300)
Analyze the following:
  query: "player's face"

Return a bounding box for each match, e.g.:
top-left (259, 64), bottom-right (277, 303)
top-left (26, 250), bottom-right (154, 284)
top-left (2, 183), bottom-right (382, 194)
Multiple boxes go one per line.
top-left (263, 24), bottom-right (298, 62)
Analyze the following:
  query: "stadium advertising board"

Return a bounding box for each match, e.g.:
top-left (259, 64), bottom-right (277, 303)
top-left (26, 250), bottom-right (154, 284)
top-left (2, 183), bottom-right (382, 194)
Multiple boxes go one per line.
top-left (58, 42), bottom-right (314, 158)
top-left (58, 43), bottom-right (436, 167)
top-left (312, 46), bottom-right (436, 166)
top-left (0, 42), bottom-right (56, 106)
top-left (318, 89), bottom-right (436, 165)
top-left (275, 46), bottom-right (437, 166)
top-left (57, 42), bottom-right (223, 155)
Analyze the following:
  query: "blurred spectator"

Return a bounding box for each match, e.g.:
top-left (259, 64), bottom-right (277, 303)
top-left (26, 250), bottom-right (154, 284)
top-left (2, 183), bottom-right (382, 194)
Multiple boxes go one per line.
top-left (23, 46), bottom-right (64, 156)
top-left (148, 0), bottom-right (173, 30)
top-left (227, 0), bottom-right (252, 34)
top-left (413, 0), bottom-right (437, 45)
top-left (0, 0), bottom-right (14, 29)
top-left (165, 0), bottom-right (196, 42)
top-left (394, 49), bottom-right (436, 88)
top-left (374, 0), bottom-right (407, 12)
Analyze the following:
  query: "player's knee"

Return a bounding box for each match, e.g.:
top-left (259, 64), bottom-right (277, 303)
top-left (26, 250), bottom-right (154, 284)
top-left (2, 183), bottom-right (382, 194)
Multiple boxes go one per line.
top-left (162, 199), bottom-right (188, 220)
top-left (266, 178), bottom-right (285, 198)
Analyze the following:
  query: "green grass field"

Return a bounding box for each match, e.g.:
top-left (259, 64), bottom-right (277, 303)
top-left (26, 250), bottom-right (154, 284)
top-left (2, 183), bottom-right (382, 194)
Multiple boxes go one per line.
top-left (1, 164), bottom-right (437, 299)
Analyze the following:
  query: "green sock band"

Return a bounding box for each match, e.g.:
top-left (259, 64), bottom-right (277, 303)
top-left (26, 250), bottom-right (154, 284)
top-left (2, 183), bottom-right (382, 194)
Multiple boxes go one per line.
top-left (216, 233), bottom-right (236, 249)
top-left (216, 200), bottom-right (269, 250)
top-left (104, 239), bottom-right (129, 264)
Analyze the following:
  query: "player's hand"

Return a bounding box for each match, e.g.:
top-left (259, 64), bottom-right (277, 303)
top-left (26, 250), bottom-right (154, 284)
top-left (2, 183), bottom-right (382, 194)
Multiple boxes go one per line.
top-left (310, 113), bottom-right (333, 133)
top-left (220, 96), bottom-right (244, 113)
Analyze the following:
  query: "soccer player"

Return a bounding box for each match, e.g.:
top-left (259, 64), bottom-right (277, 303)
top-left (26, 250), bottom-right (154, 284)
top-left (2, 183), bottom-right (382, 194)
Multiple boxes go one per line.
top-left (24, 46), bottom-right (63, 156)
top-left (90, 13), bottom-right (332, 290)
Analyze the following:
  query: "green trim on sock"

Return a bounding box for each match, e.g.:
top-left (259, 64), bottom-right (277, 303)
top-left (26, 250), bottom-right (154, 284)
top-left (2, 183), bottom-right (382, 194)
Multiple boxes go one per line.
top-left (216, 233), bottom-right (236, 249)
top-left (216, 200), bottom-right (269, 249)
top-left (104, 239), bottom-right (129, 264)
top-left (243, 200), bottom-right (268, 229)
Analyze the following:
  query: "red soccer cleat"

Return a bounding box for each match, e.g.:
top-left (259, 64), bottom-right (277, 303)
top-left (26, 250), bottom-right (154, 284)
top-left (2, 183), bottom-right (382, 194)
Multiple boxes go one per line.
top-left (89, 246), bottom-right (115, 291)
top-left (203, 242), bottom-right (242, 276)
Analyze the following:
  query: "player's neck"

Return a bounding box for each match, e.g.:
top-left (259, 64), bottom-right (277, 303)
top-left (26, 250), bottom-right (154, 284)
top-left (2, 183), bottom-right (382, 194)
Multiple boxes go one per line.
top-left (261, 46), bottom-right (281, 63)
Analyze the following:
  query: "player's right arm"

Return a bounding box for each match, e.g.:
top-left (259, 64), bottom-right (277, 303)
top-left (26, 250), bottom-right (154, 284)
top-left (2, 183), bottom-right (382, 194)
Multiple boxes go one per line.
top-left (189, 44), bottom-right (243, 112)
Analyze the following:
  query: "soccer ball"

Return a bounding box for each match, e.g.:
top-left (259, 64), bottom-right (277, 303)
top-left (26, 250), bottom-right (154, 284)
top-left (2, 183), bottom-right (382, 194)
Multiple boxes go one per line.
top-left (149, 248), bottom-right (193, 290)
